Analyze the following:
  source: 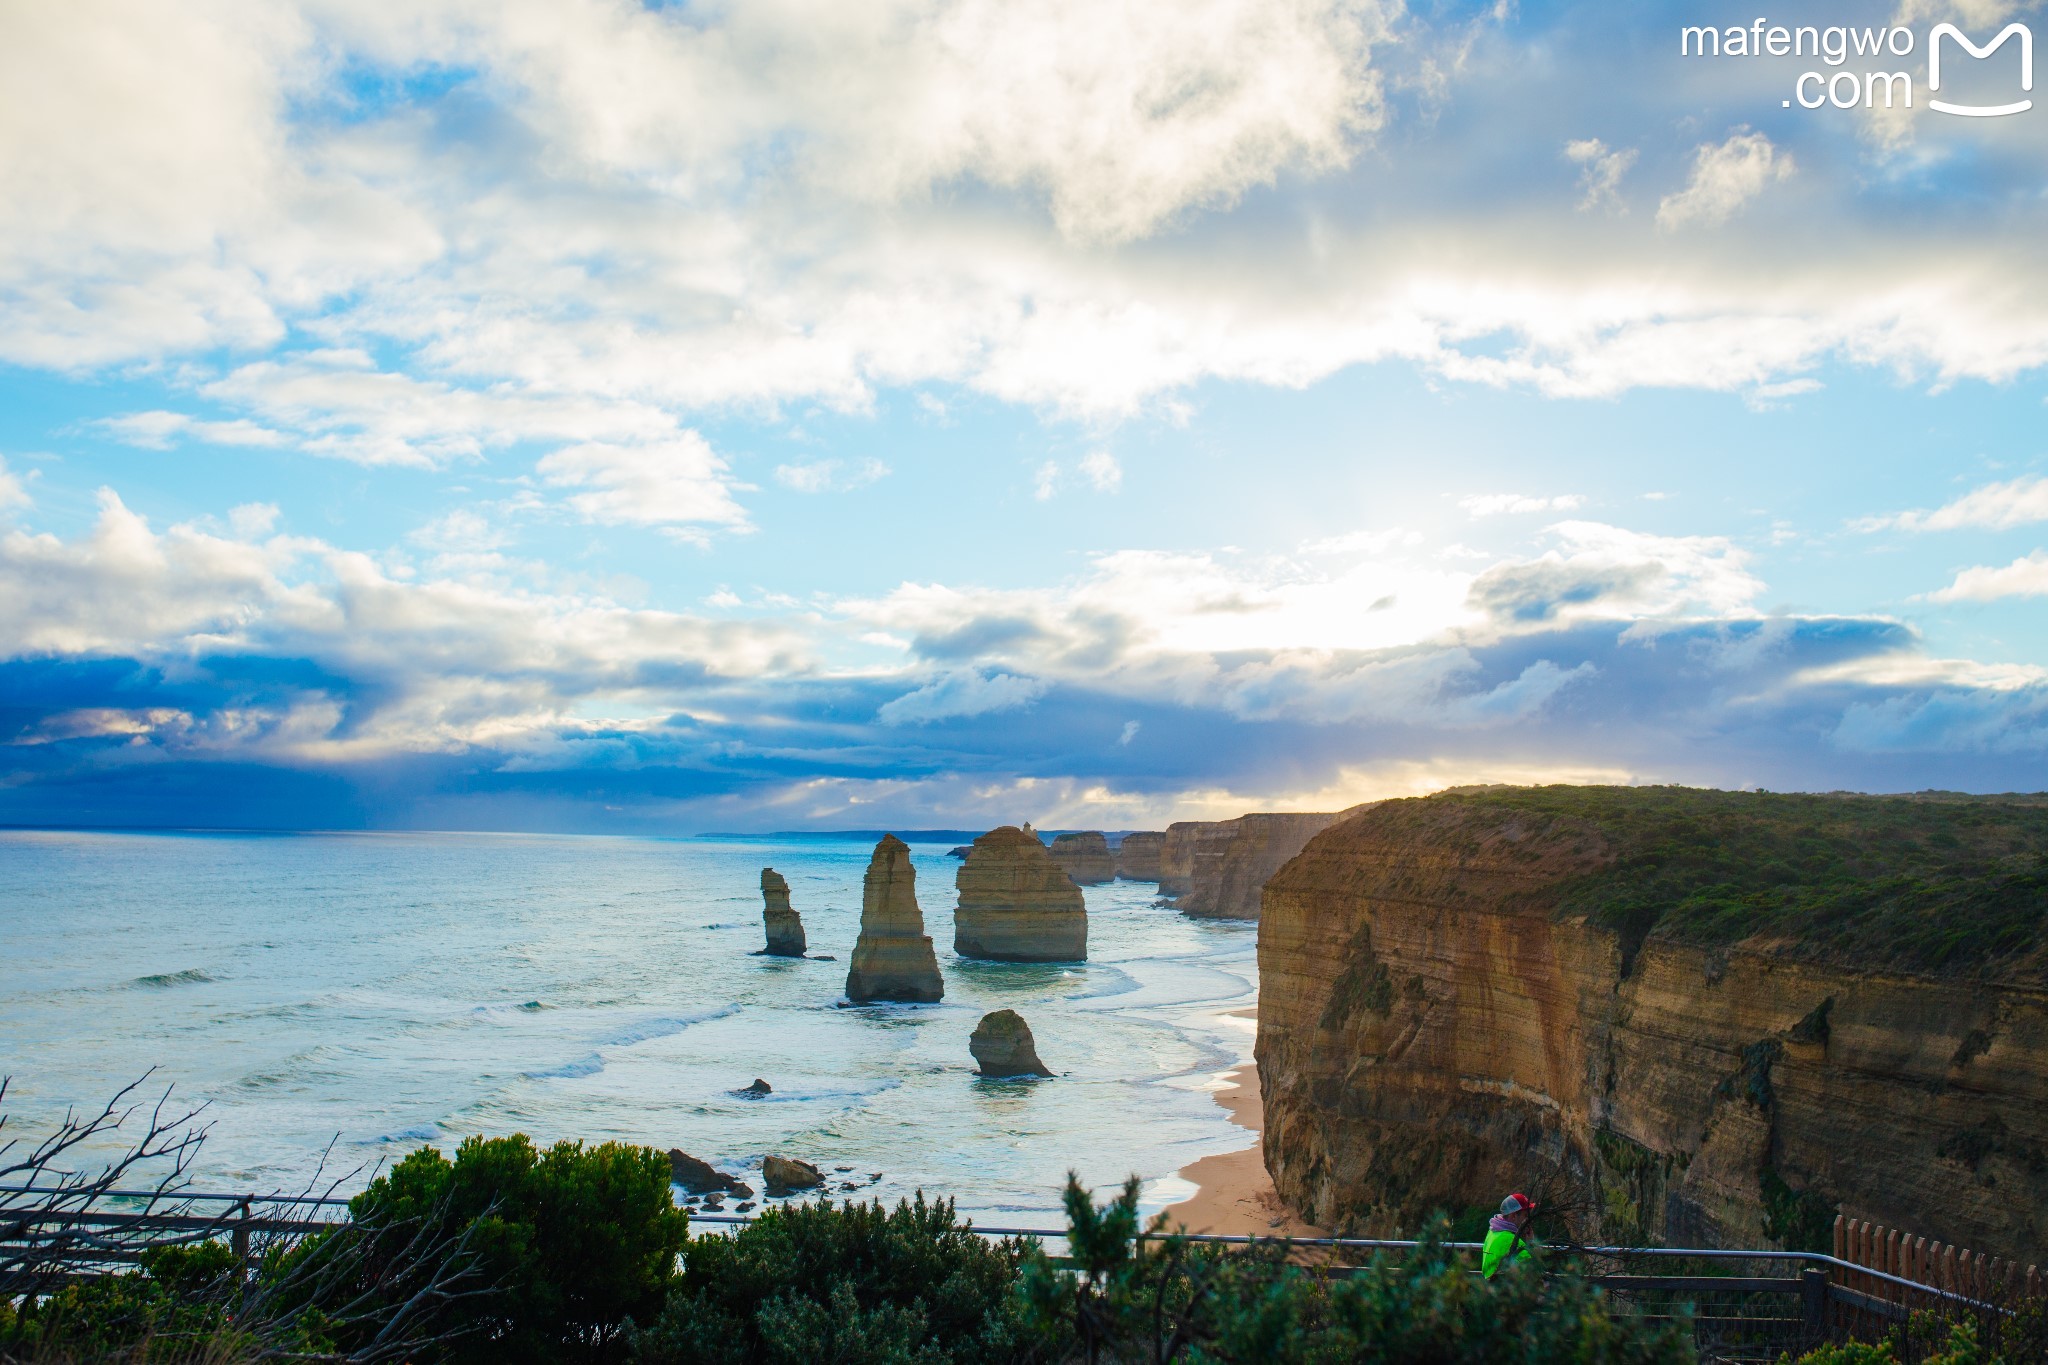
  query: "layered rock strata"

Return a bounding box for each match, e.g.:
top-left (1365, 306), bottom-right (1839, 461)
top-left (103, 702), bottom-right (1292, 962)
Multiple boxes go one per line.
top-left (1161, 811), bottom-right (1356, 919)
top-left (971, 1009), bottom-right (1054, 1077)
top-left (845, 835), bottom-right (945, 1003)
top-left (954, 825), bottom-right (1087, 961)
top-left (1257, 789), bottom-right (2048, 1263)
top-left (1048, 831), bottom-right (1116, 885)
top-left (758, 867), bottom-right (807, 956)
top-left (1114, 831), bottom-right (1164, 882)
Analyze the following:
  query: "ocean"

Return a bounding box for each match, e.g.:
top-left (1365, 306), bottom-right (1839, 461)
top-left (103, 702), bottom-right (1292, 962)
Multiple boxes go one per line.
top-left (0, 829), bottom-right (1257, 1226)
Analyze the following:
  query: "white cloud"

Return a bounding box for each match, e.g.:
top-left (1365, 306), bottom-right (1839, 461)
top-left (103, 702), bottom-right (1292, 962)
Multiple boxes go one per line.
top-left (0, 456), bottom-right (31, 513)
top-left (1657, 130), bottom-right (1794, 231)
top-left (96, 411), bottom-right (288, 449)
top-left (876, 669), bottom-right (1050, 725)
top-left (1459, 492), bottom-right (1584, 517)
top-left (1563, 138), bottom-right (1636, 212)
top-left (1868, 475), bottom-right (2048, 533)
top-left (0, 488), bottom-right (807, 757)
top-left (774, 458), bottom-right (890, 494)
top-left (1033, 460), bottom-right (1061, 501)
top-left (537, 436), bottom-right (749, 532)
top-left (1924, 550), bottom-right (2048, 603)
top-left (1080, 451), bottom-right (1123, 493)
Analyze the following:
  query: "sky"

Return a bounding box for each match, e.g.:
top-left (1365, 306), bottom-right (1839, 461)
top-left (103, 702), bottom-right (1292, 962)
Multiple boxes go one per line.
top-left (2, 0), bottom-right (2045, 832)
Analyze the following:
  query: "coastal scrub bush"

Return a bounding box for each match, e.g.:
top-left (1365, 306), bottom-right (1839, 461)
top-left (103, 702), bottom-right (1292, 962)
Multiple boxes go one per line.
top-left (630, 1193), bottom-right (1033, 1364)
top-left (347, 1134), bottom-right (687, 1364)
top-left (1014, 1175), bottom-right (1694, 1364)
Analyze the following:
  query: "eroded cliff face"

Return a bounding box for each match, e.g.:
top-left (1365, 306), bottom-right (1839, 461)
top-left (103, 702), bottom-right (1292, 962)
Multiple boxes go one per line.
top-left (1115, 831), bottom-right (1164, 882)
top-left (1162, 811), bottom-right (1359, 919)
top-left (1048, 831), bottom-right (1116, 885)
top-left (1257, 795), bottom-right (2048, 1263)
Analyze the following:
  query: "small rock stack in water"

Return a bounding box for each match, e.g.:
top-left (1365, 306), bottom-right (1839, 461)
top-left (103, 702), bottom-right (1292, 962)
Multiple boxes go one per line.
top-left (844, 835), bottom-right (944, 1002)
top-left (1047, 830), bottom-right (1116, 885)
top-left (970, 1009), bottom-right (1054, 1078)
top-left (758, 867), bottom-right (807, 956)
top-left (954, 825), bottom-right (1087, 962)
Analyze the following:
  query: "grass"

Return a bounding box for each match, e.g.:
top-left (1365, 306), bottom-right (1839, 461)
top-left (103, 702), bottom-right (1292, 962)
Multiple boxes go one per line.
top-left (1420, 786), bottom-right (2048, 979)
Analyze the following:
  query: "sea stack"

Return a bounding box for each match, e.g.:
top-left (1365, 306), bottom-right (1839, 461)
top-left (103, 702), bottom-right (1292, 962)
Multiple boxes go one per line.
top-left (954, 825), bottom-right (1088, 962)
top-left (759, 867), bottom-right (807, 956)
top-left (1115, 831), bottom-right (1164, 882)
top-left (1047, 830), bottom-right (1116, 885)
top-left (844, 835), bottom-right (944, 1003)
top-left (970, 1009), bottom-right (1054, 1078)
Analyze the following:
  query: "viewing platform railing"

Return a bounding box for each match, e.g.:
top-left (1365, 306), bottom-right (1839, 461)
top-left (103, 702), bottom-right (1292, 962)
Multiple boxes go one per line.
top-left (6, 1186), bottom-right (2033, 1361)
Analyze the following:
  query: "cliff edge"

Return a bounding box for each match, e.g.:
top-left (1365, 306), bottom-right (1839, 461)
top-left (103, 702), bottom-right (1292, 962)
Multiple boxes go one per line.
top-left (1162, 810), bottom-right (1361, 919)
top-left (1257, 787), bottom-right (2048, 1262)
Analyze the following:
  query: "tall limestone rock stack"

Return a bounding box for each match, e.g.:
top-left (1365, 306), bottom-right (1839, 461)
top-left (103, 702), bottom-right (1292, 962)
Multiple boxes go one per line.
top-left (845, 835), bottom-right (944, 1003)
top-left (1114, 831), bottom-right (1164, 882)
top-left (758, 867), bottom-right (807, 956)
top-left (1257, 787), bottom-right (2048, 1262)
top-left (1048, 831), bottom-right (1116, 885)
top-left (954, 825), bottom-right (1087, 962)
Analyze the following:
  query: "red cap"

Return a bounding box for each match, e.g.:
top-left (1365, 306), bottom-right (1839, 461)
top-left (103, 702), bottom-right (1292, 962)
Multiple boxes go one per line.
top-left (1502, 1192), bottom-right (1537, 1215)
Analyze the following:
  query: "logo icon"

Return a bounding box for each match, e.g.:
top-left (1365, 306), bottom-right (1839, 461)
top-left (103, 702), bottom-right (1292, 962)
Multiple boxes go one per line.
top-left (1928, 22), bottom-right (2033, 116)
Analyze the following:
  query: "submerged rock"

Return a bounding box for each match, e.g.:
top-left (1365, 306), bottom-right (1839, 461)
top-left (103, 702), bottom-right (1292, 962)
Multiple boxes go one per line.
top-left (763, 1155), bottom-right (826, 1194)
top-left (1048, 831), bottom-right (1116, 885)
top-left (970, 1009), bottom-right (1054, 1078)
top-left (758, 867), bottom-right (808, 956)
top-left (947, 845), bottom-right (973, 858)
top-left (954, 825), bottom-right (1087, 962)
top-left (668, 1149), bottom-right (743, 1195)
top-left (735, 1078), bottom-right (772, 1096)
top-left (845, 835), bottom-right (945, 1002)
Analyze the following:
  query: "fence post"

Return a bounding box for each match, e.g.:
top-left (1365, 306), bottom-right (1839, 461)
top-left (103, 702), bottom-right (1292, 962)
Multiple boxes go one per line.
top-left (231, 1198), bottom-right (252, 1265)
top-left (1802, 1265), bottom-right (1829, 1336)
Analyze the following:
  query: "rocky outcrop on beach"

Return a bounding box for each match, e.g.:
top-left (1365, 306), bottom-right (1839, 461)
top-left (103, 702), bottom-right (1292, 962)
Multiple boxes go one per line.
top-left (1048, 831), bottom-right (1116, 885)
top-left (668, 1149), bottom-right (743, 1195)
top-left (971, 1009), bottom-right (1054, 1078)
top-left (1256, 788), bottom-right (2048, 1262)
top-left (763, 1155), bottom-right (825, 1194)
top-left (845, 835), bottom-right (945, 1003)
top-left (953, 825), bottom-right (1088, 962)
top-left (1161, 811), bottom-right (1356, 919)
top-left (758, 867), bottom-right (807, 956)
top-left (1114, 831), bottom-right (1164, 882)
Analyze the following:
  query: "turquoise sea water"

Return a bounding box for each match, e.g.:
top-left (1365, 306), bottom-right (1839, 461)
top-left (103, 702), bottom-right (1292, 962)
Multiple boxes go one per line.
top-left (0, 830), bottom-right (1257, 1225)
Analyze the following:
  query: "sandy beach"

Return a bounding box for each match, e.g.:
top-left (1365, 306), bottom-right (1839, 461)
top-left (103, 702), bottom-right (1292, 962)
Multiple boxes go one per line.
top-left (1158, 1014), bottom-right (1327, 1239)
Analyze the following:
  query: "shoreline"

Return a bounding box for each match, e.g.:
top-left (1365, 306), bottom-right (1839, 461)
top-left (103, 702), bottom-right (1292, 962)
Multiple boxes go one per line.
top-left (1158, 1011), bottom-right (1327, 1238)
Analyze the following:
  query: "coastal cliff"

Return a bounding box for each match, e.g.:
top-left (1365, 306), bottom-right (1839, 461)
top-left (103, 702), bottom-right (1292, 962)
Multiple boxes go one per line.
top-left (954, 825), bottom-right (1087, 961)
top-left (1162, 811), bottom-right (1358, 919)
top-left (1115, 831), bottom-right (1164, 881)
top-left (1257, 787), bottom-right (2048, 1263)
top-left (1048, 831), bottom-right (1116, 885)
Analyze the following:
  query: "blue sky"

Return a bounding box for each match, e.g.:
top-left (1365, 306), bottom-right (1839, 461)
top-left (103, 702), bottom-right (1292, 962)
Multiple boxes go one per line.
top-left (2, 0), bottom-right (2045, 831)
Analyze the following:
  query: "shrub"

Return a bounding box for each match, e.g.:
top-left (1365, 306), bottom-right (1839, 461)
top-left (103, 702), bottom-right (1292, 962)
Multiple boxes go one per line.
top-left (1014, 1175), bottom-right (1695, 1364)
top-left (631, 1193), bottom-right (1030, 1364)
top-left (348, 1134), bottom-right (688, 1363)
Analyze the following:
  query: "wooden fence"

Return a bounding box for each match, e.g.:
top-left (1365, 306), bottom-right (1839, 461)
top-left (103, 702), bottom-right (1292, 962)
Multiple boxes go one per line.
top-left (1833, 1214), bottom-right (2041, 1309)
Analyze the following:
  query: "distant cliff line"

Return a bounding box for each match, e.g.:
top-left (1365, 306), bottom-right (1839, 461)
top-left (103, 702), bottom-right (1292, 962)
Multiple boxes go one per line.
top-left (1256, 786), bottom-right (2048, 1265)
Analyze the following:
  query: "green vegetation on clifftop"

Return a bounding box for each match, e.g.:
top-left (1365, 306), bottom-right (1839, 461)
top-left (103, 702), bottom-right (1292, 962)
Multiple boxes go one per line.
top-left (1421, 786), bottom-right (2048, 978)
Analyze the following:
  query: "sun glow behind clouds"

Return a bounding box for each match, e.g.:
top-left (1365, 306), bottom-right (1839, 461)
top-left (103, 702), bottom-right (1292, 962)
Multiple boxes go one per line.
top-left (1, 2), bottom-right (2047, 827)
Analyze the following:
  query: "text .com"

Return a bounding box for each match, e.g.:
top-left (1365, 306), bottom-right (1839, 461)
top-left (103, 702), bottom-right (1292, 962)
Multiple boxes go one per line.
top-left (1680, 19), bottom-right (2033, 115)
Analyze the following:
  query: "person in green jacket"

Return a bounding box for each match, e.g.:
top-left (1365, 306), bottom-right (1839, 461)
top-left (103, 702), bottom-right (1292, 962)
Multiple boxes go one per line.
top-left (1482, 1192), bottom-right (1539, 1277)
